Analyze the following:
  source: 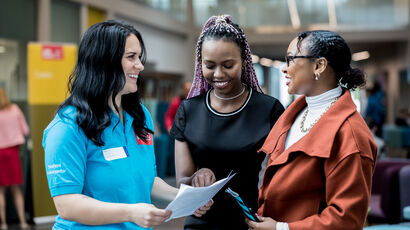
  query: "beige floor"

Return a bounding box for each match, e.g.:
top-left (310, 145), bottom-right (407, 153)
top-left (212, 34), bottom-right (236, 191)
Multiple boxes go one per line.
top-left (154, 218), bottom-right (185, 230)
top-left (6, 213), bottom-right (185, 230)
top-left (5, 218), bottom-right (185, 230)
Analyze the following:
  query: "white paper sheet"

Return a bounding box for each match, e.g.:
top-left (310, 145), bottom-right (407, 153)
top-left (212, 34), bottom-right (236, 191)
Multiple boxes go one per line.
top-left (165, 173), bottom-right (236, 221)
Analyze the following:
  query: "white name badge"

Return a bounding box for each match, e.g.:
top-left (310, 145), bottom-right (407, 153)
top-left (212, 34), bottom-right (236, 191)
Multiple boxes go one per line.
top-left (102, 147), bottom-right (129, 161)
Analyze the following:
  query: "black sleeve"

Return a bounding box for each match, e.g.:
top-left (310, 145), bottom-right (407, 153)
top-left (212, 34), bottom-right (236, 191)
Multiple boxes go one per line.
top-left (169, 100), bottom-right (186, 141)
top-left (270, 99), bottom-right (285, 128)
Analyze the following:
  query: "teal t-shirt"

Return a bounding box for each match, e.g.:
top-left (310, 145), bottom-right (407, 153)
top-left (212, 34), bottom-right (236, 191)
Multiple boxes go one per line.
top-left (43, 105), bottom-right (156, 229)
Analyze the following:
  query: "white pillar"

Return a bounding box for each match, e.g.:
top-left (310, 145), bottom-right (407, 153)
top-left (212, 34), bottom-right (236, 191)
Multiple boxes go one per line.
top-left (37, 0), bottom-right (51, 42)
top-left (387, 63), bottom-right (399, 124)
top-left (79, 4), bottom-right (88, 39)
top-left (106, 10), bottom-right (115, 20)
top-left (185, 0), bottom-right (196, 81)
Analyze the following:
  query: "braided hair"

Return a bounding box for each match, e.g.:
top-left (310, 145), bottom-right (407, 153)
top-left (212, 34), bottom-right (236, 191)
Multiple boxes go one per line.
top-left (188, 15), bottom-right (263, 98)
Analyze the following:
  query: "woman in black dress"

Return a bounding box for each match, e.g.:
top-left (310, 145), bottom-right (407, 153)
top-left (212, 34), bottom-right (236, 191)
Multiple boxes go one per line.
top-left (170, 15), bottom-right (284, 229)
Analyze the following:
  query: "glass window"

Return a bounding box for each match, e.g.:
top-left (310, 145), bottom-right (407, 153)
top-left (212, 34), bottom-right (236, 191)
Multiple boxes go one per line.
top-left (269, 66), bottom-right (282, 100)
top-left (51, 0), bottom-right (80, 43)
top-left (193, 0), bottom-right (291, 27)
top-left (192, 0), bottom-right (408, 29)
top-left (0, 0), bottom-right (37, 102)
top-left (296, 0), bottom-right (329, 26)
top-left (254, 63), bottom-right (264, 87)
top-left (335, 0), bottom-right (409, 29)
top-left (128, 0), bottom-right (187, 21)
top-left (0, 38), bottom-right (20, 100)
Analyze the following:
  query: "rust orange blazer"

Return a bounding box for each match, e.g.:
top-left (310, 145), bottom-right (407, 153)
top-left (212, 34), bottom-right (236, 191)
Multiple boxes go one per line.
top-left (258, 90), bottom-right (377, 230)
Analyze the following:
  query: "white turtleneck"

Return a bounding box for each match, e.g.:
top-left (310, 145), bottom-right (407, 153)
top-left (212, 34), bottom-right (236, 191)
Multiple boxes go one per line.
top-left (275, 86), bottom-right (342, 230)
top-left (285, 86), bottom-right (343, 150)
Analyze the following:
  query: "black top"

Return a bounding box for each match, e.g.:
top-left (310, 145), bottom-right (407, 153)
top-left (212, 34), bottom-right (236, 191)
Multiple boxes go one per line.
top-left (170, 88), bottom-right (284, 230)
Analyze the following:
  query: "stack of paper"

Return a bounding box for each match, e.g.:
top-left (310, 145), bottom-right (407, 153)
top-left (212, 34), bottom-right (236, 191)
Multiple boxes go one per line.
top-left (165, 173), bottom-right (236, 221)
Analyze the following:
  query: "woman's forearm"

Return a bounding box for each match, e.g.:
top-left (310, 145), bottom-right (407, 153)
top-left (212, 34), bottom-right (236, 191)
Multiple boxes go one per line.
top-left (151, 177), bottom-right (179, 202)
top-left (53, 194), bottom-right (170, 227)
top-left (53, 194), bottom-right (134, 225)
top-left (174, 140), bottom-right (196, 187)
top-left (177, 175), bottom-right (194, 187)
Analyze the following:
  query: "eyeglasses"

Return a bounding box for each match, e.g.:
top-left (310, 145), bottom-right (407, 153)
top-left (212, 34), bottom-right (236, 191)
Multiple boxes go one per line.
top-left (285, 55), bottom-right (316, 67)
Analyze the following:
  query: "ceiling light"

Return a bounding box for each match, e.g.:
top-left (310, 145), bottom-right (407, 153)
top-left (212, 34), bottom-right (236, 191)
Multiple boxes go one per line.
top-left (260, 58), bottom-right (273, 67)
top-left (352, 51), bottom-right (370, 61)
top-left (287, 0), bottom-right (300, 29)
top-left (251, 54), bottom-right (260, 64)
top-left (272, 60), bottom-right (284, 69)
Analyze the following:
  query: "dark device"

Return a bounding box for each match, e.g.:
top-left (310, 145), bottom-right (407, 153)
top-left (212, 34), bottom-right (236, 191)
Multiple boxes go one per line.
top-left (225, 187), bottom-right (261, 222)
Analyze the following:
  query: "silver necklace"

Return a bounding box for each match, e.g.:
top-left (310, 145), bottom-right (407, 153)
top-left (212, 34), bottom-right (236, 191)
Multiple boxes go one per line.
top-left (213, 85), bottom-right (246, 100)
top-left (300, 96), bottom-right (340, 133)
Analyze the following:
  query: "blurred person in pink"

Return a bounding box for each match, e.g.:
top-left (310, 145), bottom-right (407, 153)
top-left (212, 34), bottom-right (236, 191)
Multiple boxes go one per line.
top-left (0, 87), bottom-right (29, 229)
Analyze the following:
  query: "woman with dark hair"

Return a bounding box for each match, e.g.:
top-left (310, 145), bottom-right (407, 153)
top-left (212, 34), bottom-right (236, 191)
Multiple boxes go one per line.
top-left (246, 30), bottom-right (377, 230)
top-left (43, 20), bottom-right (211, 229)
top-left (170, 15), bottom-right (284, 229)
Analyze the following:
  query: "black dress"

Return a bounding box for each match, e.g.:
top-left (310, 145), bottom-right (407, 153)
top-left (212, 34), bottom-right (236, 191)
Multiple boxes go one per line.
top-left (170, 88), bottom-right (284, 230)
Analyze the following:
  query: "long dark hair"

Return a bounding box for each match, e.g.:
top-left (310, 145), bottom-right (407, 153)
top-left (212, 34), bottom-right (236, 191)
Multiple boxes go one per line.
top-left (296, 30), bottom-right (366, 90)
top-left (57, 20), bottom-right (152, 146)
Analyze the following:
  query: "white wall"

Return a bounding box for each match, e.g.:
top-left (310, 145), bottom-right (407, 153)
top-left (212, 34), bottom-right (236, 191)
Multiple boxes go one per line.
top-left (0, 39), bottom-right (22, 100)
top-left (140, 22), bottom-right (189, 75)
top-left (116, 16), bottom-right (192, 78)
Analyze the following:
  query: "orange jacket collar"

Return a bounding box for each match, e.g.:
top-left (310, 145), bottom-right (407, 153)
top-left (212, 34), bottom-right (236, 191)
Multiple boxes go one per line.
top-left (259, 89), bottom-right (357, 163)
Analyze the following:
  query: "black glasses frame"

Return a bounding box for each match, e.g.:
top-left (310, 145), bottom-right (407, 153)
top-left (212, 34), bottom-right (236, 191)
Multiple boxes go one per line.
top-left (285, 55), bottom-right (316, 66)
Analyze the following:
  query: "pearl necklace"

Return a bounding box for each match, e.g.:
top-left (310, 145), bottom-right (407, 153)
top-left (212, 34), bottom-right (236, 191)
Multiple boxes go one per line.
top-left (300, 96), bottom-right (340, 133)
top-left (213, 85), bottom-right (246, 100)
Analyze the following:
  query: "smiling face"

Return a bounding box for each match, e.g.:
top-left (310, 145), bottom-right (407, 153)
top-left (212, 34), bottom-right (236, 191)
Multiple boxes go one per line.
top-left (120, 34), bottom-right (144, 96)
top-left (201, 39), bottom-right (244, 97)
top-left (282, 37), bottom-right (317, 96)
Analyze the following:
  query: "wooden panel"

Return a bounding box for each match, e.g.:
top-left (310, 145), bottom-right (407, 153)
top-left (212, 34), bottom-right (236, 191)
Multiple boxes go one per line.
top-left (29, 104), bottom-right (58, 217)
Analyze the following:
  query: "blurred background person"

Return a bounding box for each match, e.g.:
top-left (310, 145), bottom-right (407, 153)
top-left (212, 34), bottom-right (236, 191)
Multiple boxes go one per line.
top-left (365, 116), bottom-right (385, 157)
top-left (0, 87), bottom-right (29, 230)
top-left (395, 108), bottom-right (410, 127)
top-left (365, 82), bottom-right (386, 137)
top-left (164, 81), bottom-right (192, 133)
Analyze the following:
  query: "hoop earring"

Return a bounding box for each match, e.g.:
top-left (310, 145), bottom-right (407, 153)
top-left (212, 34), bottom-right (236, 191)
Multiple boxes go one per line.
top-left (315, 73), bottom-right (320, 81)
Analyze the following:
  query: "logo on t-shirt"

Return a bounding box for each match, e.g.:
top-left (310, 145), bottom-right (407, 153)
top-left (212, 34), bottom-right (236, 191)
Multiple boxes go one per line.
top-left (136, 133), bottom-right (153, 145)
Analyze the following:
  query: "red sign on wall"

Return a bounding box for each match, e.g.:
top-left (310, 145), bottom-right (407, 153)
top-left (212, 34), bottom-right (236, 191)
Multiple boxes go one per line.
top-left (42, 45), bottom-right (64, 60)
